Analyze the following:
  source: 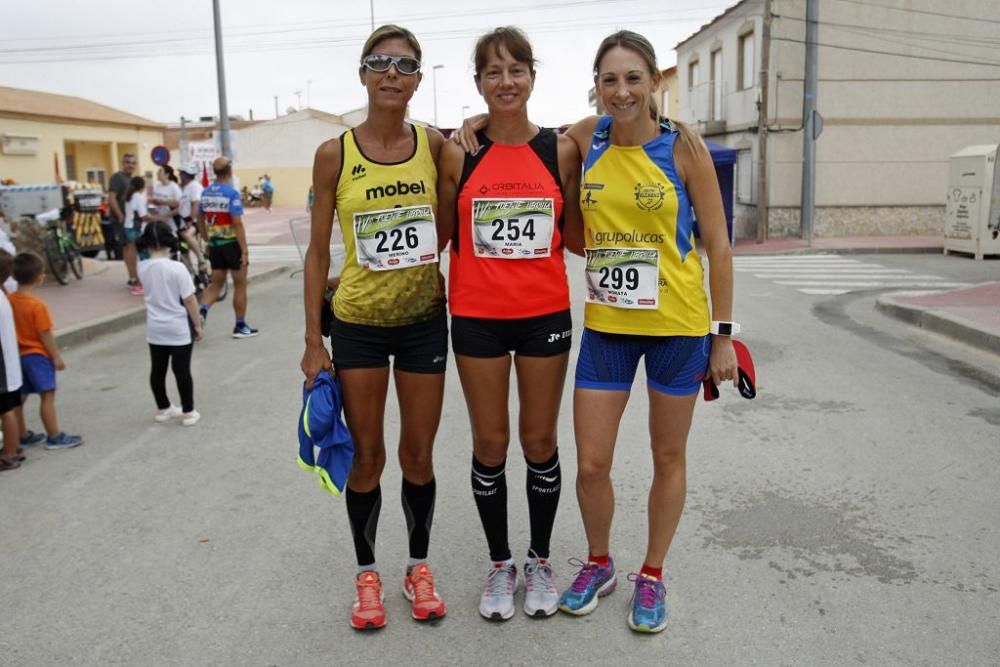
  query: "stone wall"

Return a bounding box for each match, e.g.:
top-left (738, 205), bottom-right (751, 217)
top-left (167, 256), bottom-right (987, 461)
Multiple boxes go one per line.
top-left (767, 206), bottom-right (945, 238)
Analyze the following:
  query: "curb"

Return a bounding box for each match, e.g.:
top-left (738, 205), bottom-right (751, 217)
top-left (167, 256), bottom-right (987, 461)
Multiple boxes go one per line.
top-left (734, 245), bottom-right (943, 257)
top-left (875, 296), bottom-right (1000, 355)
top-left (55, 265), bottom-right (290, 349)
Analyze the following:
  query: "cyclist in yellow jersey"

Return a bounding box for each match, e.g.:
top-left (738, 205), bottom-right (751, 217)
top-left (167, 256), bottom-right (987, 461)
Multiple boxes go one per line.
top-left (455, 29), bottom-right (739, 634)
top-left (301, 25), bottom-right (447, 631)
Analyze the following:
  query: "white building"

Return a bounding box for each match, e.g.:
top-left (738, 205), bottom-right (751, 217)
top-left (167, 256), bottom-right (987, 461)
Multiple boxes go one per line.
top-left (675, 0), bottom-right (1000, 239)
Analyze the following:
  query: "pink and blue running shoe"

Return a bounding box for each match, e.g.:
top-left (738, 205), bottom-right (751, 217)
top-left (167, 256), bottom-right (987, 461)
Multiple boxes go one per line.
top-left (558, 557), bottom-right (616, 615)
top-left (626, 573), bottom-right (668, 633)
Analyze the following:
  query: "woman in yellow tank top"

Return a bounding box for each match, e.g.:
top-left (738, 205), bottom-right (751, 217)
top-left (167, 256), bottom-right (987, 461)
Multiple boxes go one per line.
top-left (301, 25), bottom-right (447, 631)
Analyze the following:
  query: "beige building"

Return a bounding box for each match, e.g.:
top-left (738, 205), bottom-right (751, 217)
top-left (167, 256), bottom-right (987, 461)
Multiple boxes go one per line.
top-left (0, 85), bottom-right (163, 190)
top-left (675, 0), bottom-right (1000, 239)
top-left (231, 108), bottom-right (351, 209)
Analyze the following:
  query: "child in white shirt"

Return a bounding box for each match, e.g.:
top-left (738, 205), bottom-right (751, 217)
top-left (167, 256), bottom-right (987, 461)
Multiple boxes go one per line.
top-left (137, 221), bottom-right (203, 426)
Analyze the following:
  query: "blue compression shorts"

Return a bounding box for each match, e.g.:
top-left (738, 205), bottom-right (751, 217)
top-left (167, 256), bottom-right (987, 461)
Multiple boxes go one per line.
top-left (574, 329), bottom-right (711, 396)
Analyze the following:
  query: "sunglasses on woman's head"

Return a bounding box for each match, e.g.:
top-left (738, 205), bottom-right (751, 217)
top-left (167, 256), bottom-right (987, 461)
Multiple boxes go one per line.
top-left (362, 54), bottom-right (421, 75)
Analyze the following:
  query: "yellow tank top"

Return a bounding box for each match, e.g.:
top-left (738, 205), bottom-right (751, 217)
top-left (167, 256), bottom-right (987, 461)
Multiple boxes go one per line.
top-left (334, 124), bottom-right (445, 326)
top-left (580, 117), bottom-right (710, 336)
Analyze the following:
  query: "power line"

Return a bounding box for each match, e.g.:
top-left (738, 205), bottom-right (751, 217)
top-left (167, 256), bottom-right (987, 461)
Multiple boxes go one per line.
top-left (0, 10), bottom-right (725, 65)
top-left (770, 36), bottom-right (1000, 68)
top-left (0, 0), bottom-right (727, 52)
top-left (832, 0), bottom-right (1000, 25)
top-left (772, 13), bottom-right (1000, 47)
top-left (831, 25), bottom-right (1000, 65)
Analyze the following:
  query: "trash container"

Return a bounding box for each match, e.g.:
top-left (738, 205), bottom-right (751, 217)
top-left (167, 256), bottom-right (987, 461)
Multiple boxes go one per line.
top-left (944, 144), bottom-right (1000, 260)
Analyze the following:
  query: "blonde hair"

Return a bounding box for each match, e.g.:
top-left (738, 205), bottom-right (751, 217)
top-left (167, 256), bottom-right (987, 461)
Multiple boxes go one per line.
top-left (593, 30), bottom-right (706, 157)
top-left (361, 24), bottom-right (422, 63)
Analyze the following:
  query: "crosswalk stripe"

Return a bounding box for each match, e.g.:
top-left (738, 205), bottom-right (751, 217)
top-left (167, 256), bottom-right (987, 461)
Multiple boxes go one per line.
top-left (754, 274), bottom-right (950, 280)
top-left (773, 281), bottom-right (972, 288)
top-left (739, 268), bottom-right (911, 274)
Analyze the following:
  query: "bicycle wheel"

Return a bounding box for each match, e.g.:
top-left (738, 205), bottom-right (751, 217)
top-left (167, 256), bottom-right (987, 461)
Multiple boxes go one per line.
top-left (43, 232), bottom-right (70, 285)
top-left (66, 238), bottom-right (84, 280)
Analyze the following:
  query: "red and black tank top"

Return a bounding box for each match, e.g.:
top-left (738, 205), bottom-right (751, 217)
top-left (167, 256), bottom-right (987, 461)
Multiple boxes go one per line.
top-left (449, 128), bottom-right (569, 319)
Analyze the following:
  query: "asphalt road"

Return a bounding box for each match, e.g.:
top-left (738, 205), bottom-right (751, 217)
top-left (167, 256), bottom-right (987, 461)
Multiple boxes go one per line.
top-left (2, 253), bottom-right (998, 666)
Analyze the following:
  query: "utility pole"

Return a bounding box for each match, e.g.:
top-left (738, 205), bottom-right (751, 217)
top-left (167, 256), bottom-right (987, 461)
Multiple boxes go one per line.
top-left (800, 0), bottom-right (818, 244)
top-left (212, 0), bottom-right (232, 158)
top-left (432, 64), bottom-right (444, 127)
top-left (274, 95), bottom-right (279, 118)
top-left (179, 116), bottom-right (188, 165)
top-left (756, 0), bottom-right (772, 243)
top-left (370, 0), bottom-right (375, 31)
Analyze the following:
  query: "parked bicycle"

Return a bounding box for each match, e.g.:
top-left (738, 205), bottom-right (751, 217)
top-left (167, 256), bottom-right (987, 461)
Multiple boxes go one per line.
top-left (37, 209), bottom-right (83, 285)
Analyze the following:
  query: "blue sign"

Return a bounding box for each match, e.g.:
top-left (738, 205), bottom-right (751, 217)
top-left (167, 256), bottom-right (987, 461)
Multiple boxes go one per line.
top-left (151, 145), bottom-right (171, 166)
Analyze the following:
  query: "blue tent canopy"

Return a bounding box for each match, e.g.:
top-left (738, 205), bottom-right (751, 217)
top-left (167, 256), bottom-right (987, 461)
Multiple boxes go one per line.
top-left (694, 140), bottom-right (738, 243)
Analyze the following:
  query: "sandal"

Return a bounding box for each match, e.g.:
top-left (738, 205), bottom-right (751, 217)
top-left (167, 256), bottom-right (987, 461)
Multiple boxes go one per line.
top-left (0, 455), bottom-right (21, 471)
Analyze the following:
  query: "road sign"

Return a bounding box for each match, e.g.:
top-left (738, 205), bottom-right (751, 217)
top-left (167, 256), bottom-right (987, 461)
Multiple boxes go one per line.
top-left (151, 145), bottom-right (171, 166)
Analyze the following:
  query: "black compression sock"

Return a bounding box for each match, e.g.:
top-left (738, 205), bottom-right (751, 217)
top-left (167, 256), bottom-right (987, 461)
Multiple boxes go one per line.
top-left (401, 477), bottom-right (436, 561)
top-left (471, 456), bottom-right (510, 562)
top-left (345, 484), bottom-right (382, 568)
top-left (526, 450), bottom-right (561, 560)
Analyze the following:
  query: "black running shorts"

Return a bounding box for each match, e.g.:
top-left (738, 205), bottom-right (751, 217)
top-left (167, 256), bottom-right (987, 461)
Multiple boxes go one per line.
top-left (330, 310), bottom-right (448, 374)
top-left (0, 389), bottom-right (20, 415)
top-left (209, 242), bottom-right (242, 271)
top-left (451, 309), bottom-right (572, 358)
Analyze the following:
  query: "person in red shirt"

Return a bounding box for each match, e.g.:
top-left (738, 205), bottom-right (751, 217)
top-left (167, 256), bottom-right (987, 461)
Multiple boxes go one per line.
top-left (8, 253), bottom-right (83, 450)
top-left (436, 26), bottom-right (582, 621)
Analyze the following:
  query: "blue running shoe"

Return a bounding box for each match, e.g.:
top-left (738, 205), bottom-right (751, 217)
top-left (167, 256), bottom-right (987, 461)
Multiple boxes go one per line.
top-left (45, 433), bottom-right (83, 450)
top-left (19, 430), bottom-right (47, 446)
top-left (626, 573), bottom-right (667, 633)
top-left (559, 557), bottom-right (616, 616)
top-left (232, 323), bottom-right (260, 339)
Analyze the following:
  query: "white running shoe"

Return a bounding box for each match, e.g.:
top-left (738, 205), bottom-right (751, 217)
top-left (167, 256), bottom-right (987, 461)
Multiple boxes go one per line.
top-left (479, 561), bottom-right (517, 621)
top-left (154, 405), bottom-right (182, 423)
top-left (182, 410), bottom-right (201, 427)
top-left (523, 555), bottom-right (559, 618)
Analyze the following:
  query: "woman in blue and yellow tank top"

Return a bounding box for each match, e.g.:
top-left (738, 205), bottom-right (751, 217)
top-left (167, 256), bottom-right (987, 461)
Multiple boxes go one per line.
top-left (301, 25), bottom-right (447, 631)
top-left (560, 32), bottom-right (739, 632)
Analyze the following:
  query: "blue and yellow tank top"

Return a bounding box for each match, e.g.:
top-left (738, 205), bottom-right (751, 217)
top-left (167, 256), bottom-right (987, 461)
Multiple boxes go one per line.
top-left (580, 116), bottom-right (709, 336)
top-left (334, 124), bottom-right (445, 327)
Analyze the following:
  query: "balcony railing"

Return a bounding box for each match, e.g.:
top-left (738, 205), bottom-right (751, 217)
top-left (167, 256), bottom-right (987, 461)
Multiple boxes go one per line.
top-left (689, 80), bottom-right (726, 124)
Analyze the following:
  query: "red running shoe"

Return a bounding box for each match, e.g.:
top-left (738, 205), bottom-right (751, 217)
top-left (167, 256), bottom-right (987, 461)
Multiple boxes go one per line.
top-left (351, 571), bottom-right (386, 630)
top-left (402, 563), bottom-right (447, 621)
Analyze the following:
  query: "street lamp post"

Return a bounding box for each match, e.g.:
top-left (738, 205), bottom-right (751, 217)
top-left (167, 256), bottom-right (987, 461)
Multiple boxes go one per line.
top-left (432, 64), bottom-right (444, 127)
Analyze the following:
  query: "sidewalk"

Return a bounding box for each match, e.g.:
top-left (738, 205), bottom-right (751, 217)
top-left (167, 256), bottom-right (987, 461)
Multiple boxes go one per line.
top-left (875, 282), bottom-right (1000, 355)
top-left (46, 258), bottom-right (286, 349)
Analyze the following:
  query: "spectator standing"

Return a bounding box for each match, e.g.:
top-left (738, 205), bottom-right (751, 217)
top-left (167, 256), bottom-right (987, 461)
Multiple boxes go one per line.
top-left (137, 221), bottom-right (202, 426)
top-left (149, 165), bottom-right (182, 226)
top-left (108, 153), bottom-right (140, 287)
top-left (198, 157), bottom-right (259, 338)
top-left (8, 252), bottom-right (83, 450)
top-left (178, 163), bottom-right (208, 272)
top-left (260, 174), bottom-right (274, 212)
top-left (124, 176), bottom-right (157, 293)
top-left (0, 250), bottom-right (23, 471)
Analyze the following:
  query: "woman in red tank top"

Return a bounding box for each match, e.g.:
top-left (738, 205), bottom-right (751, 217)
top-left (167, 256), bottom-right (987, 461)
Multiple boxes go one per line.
top-left (436, 27), bottom-right (582, 621)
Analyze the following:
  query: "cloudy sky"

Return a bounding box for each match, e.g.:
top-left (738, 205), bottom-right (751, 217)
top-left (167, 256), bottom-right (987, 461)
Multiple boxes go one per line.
top-left (0, 0), bottom-right (731, 128)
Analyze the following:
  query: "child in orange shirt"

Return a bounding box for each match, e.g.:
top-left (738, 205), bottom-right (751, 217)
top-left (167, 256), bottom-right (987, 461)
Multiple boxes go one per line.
top-left (9, 252), bottom-right (83, 449)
